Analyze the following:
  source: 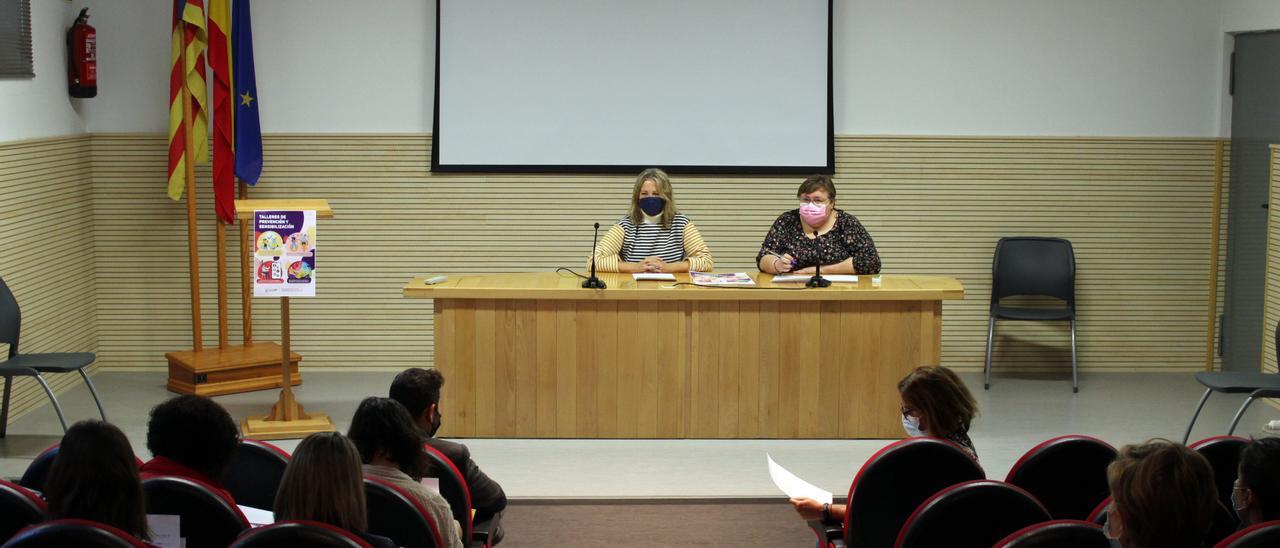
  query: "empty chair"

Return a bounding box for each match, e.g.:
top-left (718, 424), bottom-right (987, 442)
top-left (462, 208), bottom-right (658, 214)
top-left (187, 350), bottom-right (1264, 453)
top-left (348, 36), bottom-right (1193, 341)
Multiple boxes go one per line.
top-left (364, 477), bottom-right (444, 548)
top-left (1184, 322), bottom-right (1280, 443)
top-left (1214, 520), bottom-right (1280, 548)
top-left (994, 520), bottom-right (1108, 548)
top-left (222, 439), bottom-right (290, 510)
top-left (142, 476), bottom-right (248, 548)
top-left (1191, 436), bottom-right (1249, 519)
top-left (0, 479), bottom-right (46, 542)
top-left (422, 443), bottom-right (491, 547)
top-left (2, 519), bottom-right (147, 548)
top-left (230, 520), bottom-right (373, 548)
top-left (0, 277), bottom-right (107, 434)
top-left (896, 480), bottom-right (1052, 548)
top-left (1005, 435), bottom-right (1117, 519)
top-left (983, 237), bottom-right (1079, 392)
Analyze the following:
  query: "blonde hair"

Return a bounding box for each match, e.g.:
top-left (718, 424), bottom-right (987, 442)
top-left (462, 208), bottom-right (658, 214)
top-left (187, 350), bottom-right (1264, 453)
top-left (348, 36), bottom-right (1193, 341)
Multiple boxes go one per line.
top-left (629, 168), bottom-right (677, 230)
top-left (274, 432), bottom-right (369, 532)
top-left (1106, 439), bottom-right (1217, 548)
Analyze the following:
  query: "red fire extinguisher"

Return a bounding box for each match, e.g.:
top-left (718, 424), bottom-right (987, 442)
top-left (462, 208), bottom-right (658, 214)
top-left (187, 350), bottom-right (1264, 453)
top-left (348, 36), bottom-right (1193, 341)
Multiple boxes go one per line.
top-left (67, 8), bottom-right (97, 98)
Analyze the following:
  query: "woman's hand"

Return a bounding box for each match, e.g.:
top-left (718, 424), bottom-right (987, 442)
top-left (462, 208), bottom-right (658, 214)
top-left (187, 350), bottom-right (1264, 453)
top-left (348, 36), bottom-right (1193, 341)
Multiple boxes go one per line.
top-left (789, 498), bottom-right (824, 520)
top-left (772, 254), bottom-right (796, 274)
top-left (794, 266), bottom-right (815, 275)
top-left (642, 257), bottom-right (667, 272)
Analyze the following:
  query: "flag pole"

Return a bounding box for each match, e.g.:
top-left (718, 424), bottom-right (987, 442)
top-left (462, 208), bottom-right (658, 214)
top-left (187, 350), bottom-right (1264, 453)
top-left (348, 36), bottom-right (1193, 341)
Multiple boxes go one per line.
top-left (240, 180), bottom-right (253, 344)
top-left (180, 30), bottom-right (203, 352)
top-left (217, 206), bottom-right (228, 348)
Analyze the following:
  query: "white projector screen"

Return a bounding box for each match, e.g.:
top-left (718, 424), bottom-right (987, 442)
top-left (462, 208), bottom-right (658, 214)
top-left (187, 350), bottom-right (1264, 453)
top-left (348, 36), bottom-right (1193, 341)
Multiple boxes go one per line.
top-left (433, 0), bottom-right (833, 174)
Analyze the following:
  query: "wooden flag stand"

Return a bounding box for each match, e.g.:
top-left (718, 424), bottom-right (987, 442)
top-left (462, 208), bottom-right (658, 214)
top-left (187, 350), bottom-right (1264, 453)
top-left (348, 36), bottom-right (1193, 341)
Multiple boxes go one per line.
top-left (237, 199), bottom-right (336, 440)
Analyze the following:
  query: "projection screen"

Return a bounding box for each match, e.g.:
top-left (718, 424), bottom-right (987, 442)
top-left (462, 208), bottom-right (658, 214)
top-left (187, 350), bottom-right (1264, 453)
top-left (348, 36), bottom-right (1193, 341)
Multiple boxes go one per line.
top-left (433, 0), bottom-right (833, 174)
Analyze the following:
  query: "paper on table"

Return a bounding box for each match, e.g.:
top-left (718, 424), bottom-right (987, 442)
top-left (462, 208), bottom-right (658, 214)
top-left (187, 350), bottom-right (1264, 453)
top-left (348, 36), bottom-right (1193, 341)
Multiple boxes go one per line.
top-left (771, 274), bottom-right (858, 283)
top-left (766, 453), bottom-right (833, 504)
top-left (632, 273), bottom-right (677, 281)
top-left (146, 514), bottom-right (181, 548)
top-left (237, 504), bottom-right (276, 527)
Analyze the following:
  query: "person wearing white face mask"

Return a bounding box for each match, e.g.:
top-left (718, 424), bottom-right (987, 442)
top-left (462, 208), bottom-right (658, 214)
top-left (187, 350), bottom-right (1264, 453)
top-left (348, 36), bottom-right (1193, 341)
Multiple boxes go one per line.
top-left (756, 174), bottom-right (880, 276)
top-left (589, 168), bottom-right (713, 273)
top-left (1103, 440), bottom-right (1217, 548)
top-left (1231, 437), bottom-right (1280, 528)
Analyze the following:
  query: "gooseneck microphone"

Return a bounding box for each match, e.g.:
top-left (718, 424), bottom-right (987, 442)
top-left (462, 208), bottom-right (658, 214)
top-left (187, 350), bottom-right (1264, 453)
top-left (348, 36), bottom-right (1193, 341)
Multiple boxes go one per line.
top-left (806, 231), bottom-right (831, 289)
top-left (583, 222), bottom-right (607, 289)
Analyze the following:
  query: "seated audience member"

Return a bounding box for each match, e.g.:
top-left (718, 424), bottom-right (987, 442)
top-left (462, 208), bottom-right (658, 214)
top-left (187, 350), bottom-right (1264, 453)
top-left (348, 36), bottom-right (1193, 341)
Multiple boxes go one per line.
top-left (141, 394), bottom-right (240, 503)
top-left (391, 367), bottom-right (508, 541)
top-left (789, 365), bottom-right (980, 524)
top-left (44, 419), bottom-right (150, 541)
top-left (273, 432), bottom-right (395, 548)
top-left (1104, 439), bottom-right (1217, 548)
top-left (348, 397), bottom-right (464, 548)
top-left (1233, 437), bottom-right (1280, 526)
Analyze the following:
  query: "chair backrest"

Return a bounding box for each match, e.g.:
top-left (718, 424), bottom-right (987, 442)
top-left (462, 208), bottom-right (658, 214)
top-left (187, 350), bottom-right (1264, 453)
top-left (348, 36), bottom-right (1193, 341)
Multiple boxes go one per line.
top-left (896, 479), bottom-right (1052, 548)
top-left (990, 237), bottom-right (1076, 307)
top-left (230, 520), bottom-right (372, 548)
top-left (421, 442), bottom-right (472, 542)
top-left (17, 444), bottom-right (59, 493)
top-left (1214, 520), bottom-right (1280, 548)
top-left (0, 479), bottom-right (46, 542)
top-left (1191, 435), bottom-right (1249, 521)
top-left (1086, 496), bottom-right (1110, 526)
top-left (994, 519), bottom-right (1109, 548)
top-left (363, 477), bottom-right (443, 548)
top-left (1005, 435), bottom-right (1117, 519)
top-left (843, 437), bottom-right (986, 548)
top-left (3, 519), bottom-right (147, 548)
top-left (0, 277), bottom-right (19, 356)
top-left (222, 439), bottom-right (290, 510)
top-left (142, 476), bottom-right (248, 548)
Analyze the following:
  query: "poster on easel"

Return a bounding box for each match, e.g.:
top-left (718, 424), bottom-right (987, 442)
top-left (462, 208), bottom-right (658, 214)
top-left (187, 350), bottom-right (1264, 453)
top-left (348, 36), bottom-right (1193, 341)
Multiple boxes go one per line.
top-left (254, 210), bottom-right (316, 297)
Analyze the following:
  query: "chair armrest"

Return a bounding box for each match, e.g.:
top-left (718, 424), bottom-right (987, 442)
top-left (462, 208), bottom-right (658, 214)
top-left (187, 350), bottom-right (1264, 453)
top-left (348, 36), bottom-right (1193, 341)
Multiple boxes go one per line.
top-left (829, 540), bottom-right (847, 548)
top-left (807, 520), bottom-right (843, 545)
top-left (471, 515), bottom-right (496, 547)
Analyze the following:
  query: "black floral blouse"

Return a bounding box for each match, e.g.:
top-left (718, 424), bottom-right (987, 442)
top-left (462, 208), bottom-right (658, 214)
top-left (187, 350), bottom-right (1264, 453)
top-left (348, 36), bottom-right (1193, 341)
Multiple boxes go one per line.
top-left (756, 209), bottom-right (881, 274)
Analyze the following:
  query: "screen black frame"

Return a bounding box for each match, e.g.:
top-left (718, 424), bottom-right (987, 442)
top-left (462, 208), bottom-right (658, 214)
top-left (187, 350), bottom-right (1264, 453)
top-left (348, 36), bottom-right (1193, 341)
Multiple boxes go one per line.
top-left (430, 0), bottom-right (835, 176)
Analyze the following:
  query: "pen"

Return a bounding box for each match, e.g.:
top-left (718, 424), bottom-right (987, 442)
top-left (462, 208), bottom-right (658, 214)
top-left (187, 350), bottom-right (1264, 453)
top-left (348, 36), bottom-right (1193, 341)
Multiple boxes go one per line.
top-left (765, 250), bottom-right (797, 270)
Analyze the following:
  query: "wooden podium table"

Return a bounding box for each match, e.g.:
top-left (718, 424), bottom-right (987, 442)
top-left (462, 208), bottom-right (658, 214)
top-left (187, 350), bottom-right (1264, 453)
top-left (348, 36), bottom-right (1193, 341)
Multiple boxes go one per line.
top-left (404, 273), bottom-right (964, 439)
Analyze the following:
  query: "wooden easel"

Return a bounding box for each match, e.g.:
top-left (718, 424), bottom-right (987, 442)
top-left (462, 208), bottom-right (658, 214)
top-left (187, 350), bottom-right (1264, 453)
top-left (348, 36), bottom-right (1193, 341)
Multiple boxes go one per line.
top-left (236, 199), bottom-right (336, 440)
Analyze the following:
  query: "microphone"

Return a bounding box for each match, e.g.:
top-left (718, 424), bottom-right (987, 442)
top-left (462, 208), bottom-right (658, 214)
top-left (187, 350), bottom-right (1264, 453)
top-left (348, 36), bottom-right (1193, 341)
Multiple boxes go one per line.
top-left (583, 222), bottom-right (607, 289)
top-left (806, 232), bottom-right (831, 289)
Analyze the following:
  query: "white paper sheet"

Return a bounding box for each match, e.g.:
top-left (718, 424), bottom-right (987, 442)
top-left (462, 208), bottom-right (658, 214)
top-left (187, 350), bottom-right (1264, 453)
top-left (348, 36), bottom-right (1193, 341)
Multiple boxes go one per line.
top-left (237, 504), bottom-right (276, 527)
top-left (420, 477), bottom-right (441, 493)
top-left (771, 274), bottom-right (858, 283)
top-left (146, 514), bottom-right (181, 548)
top-left (632, 273), bottom-right (677, 281)
top-left (766, 453), bottom-right (833, 504)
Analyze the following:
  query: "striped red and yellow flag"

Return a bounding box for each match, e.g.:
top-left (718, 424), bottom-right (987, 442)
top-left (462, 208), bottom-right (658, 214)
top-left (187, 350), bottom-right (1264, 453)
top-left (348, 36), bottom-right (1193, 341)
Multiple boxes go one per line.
top-left (209, 0), bottom-right (235, 222)
top-left (167, 0), bottom-right (210, 201)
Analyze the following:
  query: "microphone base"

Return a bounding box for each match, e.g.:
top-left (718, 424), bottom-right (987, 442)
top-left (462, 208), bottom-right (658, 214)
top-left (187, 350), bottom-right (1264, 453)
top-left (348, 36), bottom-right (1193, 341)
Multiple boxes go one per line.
top-left (806, 276), bottom-right (832, 288)
top-left (582, 277), bottom-right (607, 289)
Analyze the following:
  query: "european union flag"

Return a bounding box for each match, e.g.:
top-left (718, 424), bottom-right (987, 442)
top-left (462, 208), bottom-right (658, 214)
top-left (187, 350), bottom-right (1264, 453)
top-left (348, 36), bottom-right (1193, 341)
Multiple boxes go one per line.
top-left (233, 0), bottom-right (262, 184)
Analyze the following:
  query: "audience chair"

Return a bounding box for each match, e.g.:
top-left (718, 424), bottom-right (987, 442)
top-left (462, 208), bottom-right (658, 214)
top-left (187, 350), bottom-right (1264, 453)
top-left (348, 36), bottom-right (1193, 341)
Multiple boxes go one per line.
top-left (1214, 520), bottom-right (1280, 548)
top-left (1192, 435), bottom-right (1249, 520)
top-left (363, 476), bottom-right (445, 548)
top-left (0, 479), bottom-right (46, 542)
top-left (230, 520), bottom-right (373, 548)
top-left (818, 437), bottom-right (984, 548)
top-left (983, 237), bottom-right (1079, 392)
top-left (2, 519), bottom-right (147, 548)
top-left (17, 443), bottom-right (142, 493)
top-left (895, 480), bottom-right (1051, 548)
top-left (994, 520), bottom-right (1108, 548)
top-left (422, 442), bottom-right (492, 547)
top-left (1184, 322), bottom-right (1280, 443)
top-left (1005, 435), bottom-right (1117, 520)
top-left (0, 277), bottom-right (107, 435)
top-left (1085, 497), bottom-right (1110, 526)
top-left (222, 439), bottom-right (290, 510)
top-left (142, 475), bottom-right (249, 548)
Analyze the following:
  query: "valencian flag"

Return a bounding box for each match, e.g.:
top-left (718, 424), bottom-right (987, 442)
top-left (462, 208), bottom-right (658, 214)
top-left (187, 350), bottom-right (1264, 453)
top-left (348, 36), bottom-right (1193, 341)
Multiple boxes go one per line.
top-left (233, 0), bottom-right (263, 185)
top-left (167, 0), bottom-right (209, 201)
top-left (208, 0), bottom-right (234, 223)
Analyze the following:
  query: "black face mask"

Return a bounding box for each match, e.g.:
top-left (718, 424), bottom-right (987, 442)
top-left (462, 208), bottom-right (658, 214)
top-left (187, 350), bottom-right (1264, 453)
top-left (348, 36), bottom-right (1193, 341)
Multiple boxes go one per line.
top-left (639, 196), bottom-right (666, 217)
top-left (427, 406), bottom-right (442, 438)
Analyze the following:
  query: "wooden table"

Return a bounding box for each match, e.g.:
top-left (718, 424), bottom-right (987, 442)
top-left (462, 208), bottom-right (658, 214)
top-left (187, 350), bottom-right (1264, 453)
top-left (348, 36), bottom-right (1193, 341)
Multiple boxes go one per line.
top-left (404, 272), bottom-right (964, 439)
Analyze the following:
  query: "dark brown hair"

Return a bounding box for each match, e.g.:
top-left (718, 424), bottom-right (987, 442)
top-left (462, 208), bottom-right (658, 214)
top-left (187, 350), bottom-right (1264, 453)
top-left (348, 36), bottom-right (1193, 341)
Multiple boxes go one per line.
top-left (897, 366), bottom-right (978, 436)
top-left (45, 420), bottom-right (149, 540)
top-left (796, 174), bottom-right (837, 202)
top-left (1239, 437), bottom-right (1280, 522)
top-left (274, 432), bottom-right (368, 532)
top-left (389, 367), bottom-right (444, 420)
top-left (347, 397), bottom-right (426, 479)
top-left (1106, 439), bottom-right (1217, 548)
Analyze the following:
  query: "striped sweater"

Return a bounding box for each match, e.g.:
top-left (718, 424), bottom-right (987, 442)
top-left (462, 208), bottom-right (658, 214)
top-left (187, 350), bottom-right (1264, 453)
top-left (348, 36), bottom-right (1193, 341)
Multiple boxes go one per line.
top-left (589, 213), bottom-right (714, 272)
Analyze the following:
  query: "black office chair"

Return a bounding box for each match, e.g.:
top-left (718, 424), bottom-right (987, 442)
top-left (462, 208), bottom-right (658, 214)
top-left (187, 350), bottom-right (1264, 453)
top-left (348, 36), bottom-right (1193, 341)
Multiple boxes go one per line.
top-left (0, 479), bottom-right (47, 542)
top-left (0, 277), bottom-right (107, 434)
top-left (1004, 435), bottom-right (1117, 520)
top-left (895, 480), bottom-right (1052, 548)
top-left (994, 520), bottom-right (1109, 548)
top-left (142, 476), bottom-right (249, 548)
top-left (983, 237), bottom-right (1079, 392)
top-left (2, 519), bottom-right (148, 548)
top-left (1215, 520), bottom-right (1280, 548)
top-left (1183, 321), bottom-right (1280, 443)
top-left (230, 521), bottom-right (372, 548)
top-left (222, 439), bottom-right (290, 510)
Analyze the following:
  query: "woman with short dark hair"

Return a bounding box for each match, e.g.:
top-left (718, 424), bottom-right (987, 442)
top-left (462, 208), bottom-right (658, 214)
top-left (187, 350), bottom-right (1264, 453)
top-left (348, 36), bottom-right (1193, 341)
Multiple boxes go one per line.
top-left (45, 420), bottom-right (150, 540)
top-left (757, 174), bottom-right (881, 275)
top-left (274, 432), bottom-right (394, 548)
top-left (1233, 437), bottom-right (1280, 526)
top-left (141, 394), bottom-right (240, 503)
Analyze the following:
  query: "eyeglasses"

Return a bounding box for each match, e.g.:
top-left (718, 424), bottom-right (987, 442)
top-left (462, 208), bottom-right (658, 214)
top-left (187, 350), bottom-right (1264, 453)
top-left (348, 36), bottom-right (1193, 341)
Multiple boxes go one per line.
top-left (799, 197), bottom-right (829, 206)
top-left (900, 406), bottom-right (917, 417)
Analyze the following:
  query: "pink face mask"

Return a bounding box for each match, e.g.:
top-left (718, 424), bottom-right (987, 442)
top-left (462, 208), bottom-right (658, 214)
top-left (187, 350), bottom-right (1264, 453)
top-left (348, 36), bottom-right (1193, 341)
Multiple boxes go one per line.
top-left (799, 203), bottom-right (828, 228)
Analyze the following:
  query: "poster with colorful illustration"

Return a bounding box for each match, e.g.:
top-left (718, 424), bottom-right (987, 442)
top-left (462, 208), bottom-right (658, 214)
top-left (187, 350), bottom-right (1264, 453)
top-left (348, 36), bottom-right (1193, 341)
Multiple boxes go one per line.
top-left (254, 210), bottom-right (316, 297)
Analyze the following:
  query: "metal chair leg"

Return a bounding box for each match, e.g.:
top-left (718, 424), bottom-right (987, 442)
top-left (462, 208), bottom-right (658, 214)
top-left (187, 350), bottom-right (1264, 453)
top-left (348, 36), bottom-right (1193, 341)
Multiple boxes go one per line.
top-left (1183, 387), bottom-right (1213, 444)
top-left (1070, 319), bottom-right (1079, 393)
top-left (1228, 396), bottom-right (1258, 437)
top-left (78, 369), bottom-right (107, 422)
top-left (984, 316), bottom-right (996, 389)
top-left (32, 374), bottom-right (67, 432)
top-left (0, 376), bottom-right (10, 438)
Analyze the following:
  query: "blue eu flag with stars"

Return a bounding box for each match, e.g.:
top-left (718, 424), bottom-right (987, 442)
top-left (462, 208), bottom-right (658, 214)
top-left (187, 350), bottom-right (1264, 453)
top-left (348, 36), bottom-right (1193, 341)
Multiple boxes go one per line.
top-left (233, 0), bottom-right (262, 184)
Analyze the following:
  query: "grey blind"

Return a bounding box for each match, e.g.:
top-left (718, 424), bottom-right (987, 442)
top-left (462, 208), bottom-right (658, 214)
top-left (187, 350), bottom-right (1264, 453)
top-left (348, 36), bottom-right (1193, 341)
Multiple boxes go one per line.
top-left (0, 0), bottom-right (33, 78)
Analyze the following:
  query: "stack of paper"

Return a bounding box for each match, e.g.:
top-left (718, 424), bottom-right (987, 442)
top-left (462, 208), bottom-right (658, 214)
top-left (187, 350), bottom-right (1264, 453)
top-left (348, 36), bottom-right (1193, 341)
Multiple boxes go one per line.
top-left (690, 272), bottom-right (756, 286)
top-left (633, 273), bottom-right (677, 281)
top-left (766, 453), bottom-right (833, 503)
top-left (771, 274), bottom-right (858, 283)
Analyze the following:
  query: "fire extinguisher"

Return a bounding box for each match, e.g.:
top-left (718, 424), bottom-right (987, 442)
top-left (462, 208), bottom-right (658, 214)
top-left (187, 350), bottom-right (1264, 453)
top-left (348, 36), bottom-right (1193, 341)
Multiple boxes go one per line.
top-left (67, 8), bottom-right (97, 98)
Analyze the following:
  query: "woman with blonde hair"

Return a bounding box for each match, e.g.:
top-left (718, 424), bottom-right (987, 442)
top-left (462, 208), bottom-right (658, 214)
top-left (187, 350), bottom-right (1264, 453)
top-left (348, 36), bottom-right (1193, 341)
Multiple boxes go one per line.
top-left (273, 432), bottom-right (395, 548)
top-left (589, 168), bottom-right (713, 273)
top-left (1103, 439), bottom-right (1217, 548)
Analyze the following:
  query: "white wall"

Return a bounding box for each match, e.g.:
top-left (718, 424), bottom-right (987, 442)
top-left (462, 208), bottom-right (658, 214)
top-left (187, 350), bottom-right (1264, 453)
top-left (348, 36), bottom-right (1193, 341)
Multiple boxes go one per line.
top-left (0, 1), bottom-right (85, 141)
top-left (1221, 0), bottom-right (1280, 34)
top-left (17, 0), bottom-right (1242, 139)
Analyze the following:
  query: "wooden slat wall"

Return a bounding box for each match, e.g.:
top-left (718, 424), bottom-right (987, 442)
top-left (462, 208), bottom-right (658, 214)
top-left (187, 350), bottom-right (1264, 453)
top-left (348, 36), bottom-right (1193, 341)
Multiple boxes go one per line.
top-left (0, 135), bottom-right (100, 423)
top-left (78, 134), bottom-right (1230, 374)
top-left (1263, 145), bottom-right (1279, 375)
